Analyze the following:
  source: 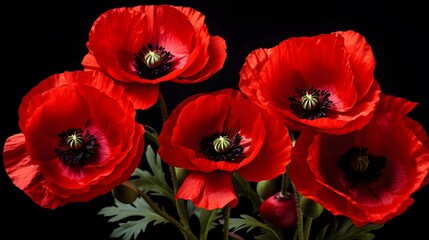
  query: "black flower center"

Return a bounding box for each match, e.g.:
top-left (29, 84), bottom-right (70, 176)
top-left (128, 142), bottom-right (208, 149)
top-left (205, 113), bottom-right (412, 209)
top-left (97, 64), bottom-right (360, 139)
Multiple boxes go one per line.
top-left (133, 43), bottom-right (174, 79)
top-left (288, 87), bottom-right (334, 120)
top-left (337, 146), bottom-right (387, 186)
top-left (55, 128), bottom-right (99, 167)
top-left (199, 129), bottom-right (244, 162)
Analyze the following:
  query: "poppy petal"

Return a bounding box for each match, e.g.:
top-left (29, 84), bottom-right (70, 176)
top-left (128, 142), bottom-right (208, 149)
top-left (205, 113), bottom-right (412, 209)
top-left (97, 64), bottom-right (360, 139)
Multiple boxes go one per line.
top-left (176, 171), bottom-right (238, 210)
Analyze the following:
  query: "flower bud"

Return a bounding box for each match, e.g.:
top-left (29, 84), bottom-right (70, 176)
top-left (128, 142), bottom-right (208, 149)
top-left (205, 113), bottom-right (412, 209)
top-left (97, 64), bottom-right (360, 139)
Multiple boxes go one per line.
top-left (175, 167), bottom-right (188, 185)
top-left (112, 181), bottom-right (138, 204)
top-left (300, 196), bottom-right (324, 219)
top-left (258, 192), bottom-right (298, 230)
top-left (256, 179), bottom-right (278, 200)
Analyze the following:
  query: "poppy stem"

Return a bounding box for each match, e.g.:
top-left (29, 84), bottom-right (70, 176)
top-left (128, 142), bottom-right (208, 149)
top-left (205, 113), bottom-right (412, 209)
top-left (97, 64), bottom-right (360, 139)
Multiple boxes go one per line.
top-left (223, 206), bottom-right (231, 240)
top-left (169, 165), bottom-right (191, 231)
top-left (280, 130), bottom-right (297, 197)
top-left (158, 88), bottom-right (192, 237)
top-left (303, 217), bottom-right (313, 240)
top-left (158, 89), bottom-right (169, 122)
top-left (280, 170), bottom-right (291, 197)
top-left (297, 208), bottom-right (304, 240)
top-left (138, 190), bottom-right (198, 240)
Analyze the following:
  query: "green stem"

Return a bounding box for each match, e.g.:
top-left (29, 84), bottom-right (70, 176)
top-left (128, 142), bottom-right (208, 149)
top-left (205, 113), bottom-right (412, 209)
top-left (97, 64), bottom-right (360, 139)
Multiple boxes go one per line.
top-left (280, 171), bottom-right (291, 197)
top-left (138, 190), bottom-right (197, 240)
top-left (144, 131), bottom-right (160, 147)
top-left (170, 165), bottom-right (191, 230)
top-left (280, 130), bottom-right (297, 197)
top-left (223, 206), bottom-right (231, 240)
top-left (297, 207), bottom-right (304, 240)
top-left (303, 217), bottom-right (313, 240)
top-left (157, 88), bottom-right (192, 237)
top-left (158, 89), bottom-right (169, 122)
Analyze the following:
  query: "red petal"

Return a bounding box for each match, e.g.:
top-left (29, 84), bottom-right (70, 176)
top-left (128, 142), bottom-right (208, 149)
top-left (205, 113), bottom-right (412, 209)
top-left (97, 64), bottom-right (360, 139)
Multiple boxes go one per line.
top-left (298, 33), bottom-right (357, 112)
top-left (176, 171), bottom-right (238, 210)
top-left (88, 7), bottom-right (149, 82)
top-left (259, 38), bottom-right (306, 108)
top-left (238, 108), bottom-right (292, 181)
top-left (174, 36), bottom-right (227, 83)
top-left (119, 81), bottom-right (159, 110)
top-left (239, 47), bottom-right (272, 104)
top-left (376, 93), bottom-right (418, 115)
top-left (337, 30), bottom-right (376, 100)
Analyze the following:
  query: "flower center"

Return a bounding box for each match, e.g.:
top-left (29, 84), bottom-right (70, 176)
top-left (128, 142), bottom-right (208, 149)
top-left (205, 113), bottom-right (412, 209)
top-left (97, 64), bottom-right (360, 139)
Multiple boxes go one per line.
top-left (337, 146), bottom-right (386, 186)
top-left (351, 155), bottom-right (369, 172)
top-left (133, 43), bottom-right (174, 80)
top-left (55, 128), bottom-right (99, 167)
top-left (144, 51), bottom-right (163, 68)
top-left (288, 87), bottom-right (334, 120)
top-left (213, 135), bottom-right (231, 153)
top-left (66, 132), bottom-right (85, 150)
top-left (301, 92), bottom-right (319, 111)
top-left (200, 129), bottom-right (244, 162)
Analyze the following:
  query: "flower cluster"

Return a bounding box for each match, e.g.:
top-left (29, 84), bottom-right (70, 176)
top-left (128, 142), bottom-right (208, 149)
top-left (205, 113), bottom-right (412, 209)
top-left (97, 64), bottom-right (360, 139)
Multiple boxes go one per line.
top-left (3, 3), bottom-right (429, 240)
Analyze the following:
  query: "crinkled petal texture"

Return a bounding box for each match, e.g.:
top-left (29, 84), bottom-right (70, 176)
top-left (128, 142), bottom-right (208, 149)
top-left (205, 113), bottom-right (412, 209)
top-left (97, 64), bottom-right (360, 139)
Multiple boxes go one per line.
top-left (289, 94), bottom-right (429, 226)
top-left (158, 88), bottom-right (292, 210)
top-left (239, 30), bottom-right (380, 134)
top-left (82, 4), bottom-right (227, 110)
top-left (3, 71), bottom-right (145, 209)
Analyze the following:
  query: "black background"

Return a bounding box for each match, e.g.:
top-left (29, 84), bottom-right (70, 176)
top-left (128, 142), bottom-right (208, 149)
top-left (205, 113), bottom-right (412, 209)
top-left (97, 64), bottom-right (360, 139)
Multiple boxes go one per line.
top-left (1, 0), bottom-right (428, 239)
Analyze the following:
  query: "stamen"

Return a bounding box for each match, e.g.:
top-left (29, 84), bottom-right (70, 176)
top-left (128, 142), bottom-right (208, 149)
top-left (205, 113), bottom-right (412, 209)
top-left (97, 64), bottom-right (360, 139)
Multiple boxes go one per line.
top-left (66, 131), bottom-right (85, 150)
top-left (351, 155), bottom-right (369, 172)
top-left (213, 135), bottom-right (231, 153)
top-left (144, 51), bottom-right (162, 68)
top-left (288, 86), bottom-right (334, 120)
top-left (55, 128), bottom-right (99, 167)
top-left (134, 43), bottom-right (174, 79)
top-left (337, 146), bottom-right (387, 186)
top-left (301, 92), bottom-right (319, 111)
top-left (200, 129), bottom-right (244, 162)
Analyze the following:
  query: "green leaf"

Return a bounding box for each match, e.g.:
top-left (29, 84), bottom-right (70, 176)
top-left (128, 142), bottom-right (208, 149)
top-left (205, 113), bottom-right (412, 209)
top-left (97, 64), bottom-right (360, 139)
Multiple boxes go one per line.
top-left (98, 197), bottom-right (170, 240)
top-left (130, 145), bottom-right (174, 202)
top-left (232, 172), bottom-right (262, 212)
top-left (221, 214), bottom-right (282, 240)
top-left (318, 217), bottom-right (383, 240)
top-left (187, 201), bottom-right (223, 240)
top-left (315, 224), bottom-right (329, 240)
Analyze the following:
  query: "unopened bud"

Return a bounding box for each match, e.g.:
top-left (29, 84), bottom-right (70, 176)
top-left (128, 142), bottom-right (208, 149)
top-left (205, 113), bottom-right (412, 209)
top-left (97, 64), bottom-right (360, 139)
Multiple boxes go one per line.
top-left (113, 181), bottom-right (138, 204)
top-left (256, 179), bottom-right (278, 199)
top-left (175, 167), bottom-right (188, 185)
top-left (300, 196), bottom-right (324, 219)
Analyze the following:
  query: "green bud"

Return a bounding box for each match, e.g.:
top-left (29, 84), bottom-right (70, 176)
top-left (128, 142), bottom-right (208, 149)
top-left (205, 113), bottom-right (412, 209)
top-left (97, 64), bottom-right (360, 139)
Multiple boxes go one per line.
top-left (175, 167), bottom-right (188, 185)
top-left (256, 179), bottom-right (278, 199)
top-left (113, 181), bottom-right (138, 204)
top-left (300, 196), bottom-right (324, 219)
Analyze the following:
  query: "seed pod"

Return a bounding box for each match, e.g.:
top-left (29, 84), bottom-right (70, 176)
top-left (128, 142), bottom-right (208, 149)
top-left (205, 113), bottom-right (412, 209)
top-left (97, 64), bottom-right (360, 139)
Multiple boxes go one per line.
top-left (113, 181), bottom-right (138, 204)
top-left (258, 192), bottom-right (298, 230)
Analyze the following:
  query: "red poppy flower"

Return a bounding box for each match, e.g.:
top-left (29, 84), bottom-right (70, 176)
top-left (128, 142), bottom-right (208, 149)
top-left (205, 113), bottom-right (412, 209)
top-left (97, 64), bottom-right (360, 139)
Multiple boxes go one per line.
top-left (239, 30), bottom-right (380, 134)
top-left (157, 88), bottom-right (293, 210)
top-left (289, 94), bottom-right (429, 226)
top-left (3, 71), bottom-right (145, 209)
top-left (82, 4), bottom-right (227, 110)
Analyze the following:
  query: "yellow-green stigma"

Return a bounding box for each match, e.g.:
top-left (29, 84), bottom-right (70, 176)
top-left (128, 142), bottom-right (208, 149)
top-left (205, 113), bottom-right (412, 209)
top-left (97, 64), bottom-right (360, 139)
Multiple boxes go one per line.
top-left (134, 43), bottom-right (174, 79)
top-left (213, 135), bottom-right (231, 153)
top-left (144, 51), bottom-right (162, 68)
top-left (288, 86), bottom-right (334, 120)
top-left (200, 129), bottom-right (244, 162)
top-left (351, 155), bottom-right (369, 172)
top-left (337, 146), bottom-right (387, 186)
top-left (55, 128), bottom-right (99, 167)
top-left (301, 92), bottom-right (319, 111)
top-left (66, 131), bottom-right (85, 150)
